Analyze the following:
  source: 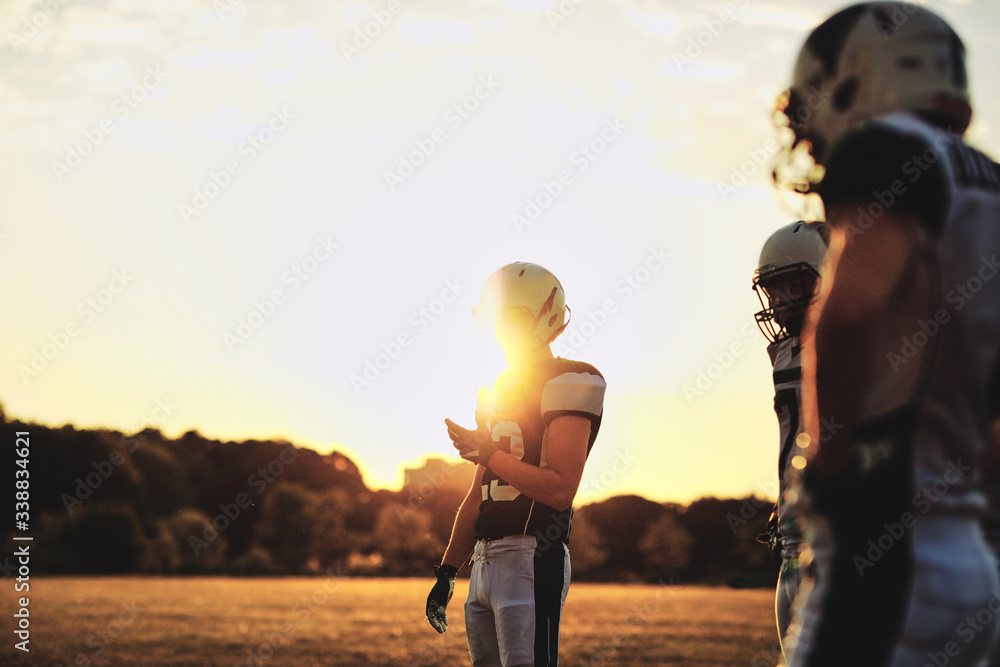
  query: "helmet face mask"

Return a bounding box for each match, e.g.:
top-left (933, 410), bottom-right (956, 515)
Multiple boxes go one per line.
top-left (753, 264), bottom-right (820, 343)
top-left (753, 221), bottom-right (830, 344)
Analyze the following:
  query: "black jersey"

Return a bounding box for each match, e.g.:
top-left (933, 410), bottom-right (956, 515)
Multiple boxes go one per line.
top-left (474, 357), bottom-right (606, 543)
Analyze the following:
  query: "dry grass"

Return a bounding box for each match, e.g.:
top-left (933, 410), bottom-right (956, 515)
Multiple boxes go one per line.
top-left (1, 577), bottom-right (779, 666)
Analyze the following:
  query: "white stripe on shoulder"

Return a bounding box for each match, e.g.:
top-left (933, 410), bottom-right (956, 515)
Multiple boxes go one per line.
top-left (541, 372), bottom-right (606, 417)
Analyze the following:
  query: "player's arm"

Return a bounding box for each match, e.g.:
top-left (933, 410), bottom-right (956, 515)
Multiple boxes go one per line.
top-left (803, 123), bottom-right (943, 479)
top-left (804, 207), bottom-right (930, 477)
top-left (464, 415), bottom-right (591, 511)
top-left (426, 464), bottom-right (485, 634)
top-left (440, 463), bottom-right (486, 569)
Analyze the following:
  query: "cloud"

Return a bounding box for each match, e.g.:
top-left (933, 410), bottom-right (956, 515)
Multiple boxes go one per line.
top-left (727, 3), bottom-right (822, 31)
top-left (622, 6), bottom-right (683, 39)
top-left (656, 56), bottom-right (746, 83)
top-left (397, 14), bottom-right (502, 45)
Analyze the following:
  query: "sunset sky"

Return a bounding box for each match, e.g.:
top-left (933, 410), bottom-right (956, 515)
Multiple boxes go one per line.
top-left (3, 0), bottom-right (999, 506)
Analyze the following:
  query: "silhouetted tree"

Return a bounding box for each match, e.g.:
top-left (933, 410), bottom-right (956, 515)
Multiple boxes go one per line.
top-left (255, 483), bottom-right (319, 573)
top-left (165, 509), bottom-right (229, 573)
top-left (372, 504), bottom-right (441, 576)
top-left (640, 511), bottom-right (693, 580)
top-left (56, 505), bottom-right (149, 573)
top-left (566, 510), bottom-right (608, 578)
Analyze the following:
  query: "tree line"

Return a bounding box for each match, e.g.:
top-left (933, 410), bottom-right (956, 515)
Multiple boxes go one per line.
top-left (1, 407), bottom-right (775, 584)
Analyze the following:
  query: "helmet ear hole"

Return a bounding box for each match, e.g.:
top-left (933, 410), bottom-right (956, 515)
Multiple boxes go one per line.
top-left (832, 77), bottom-right (859, 112)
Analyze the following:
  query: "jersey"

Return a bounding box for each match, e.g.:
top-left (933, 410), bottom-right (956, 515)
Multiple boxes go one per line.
top-left (473, 357), bottom-right (606, 543)
top-left (769, 335), bottom-right (804, 548)
top-left (786, 111), bottom-right (1000, 666)
top-left (815, 111), bottom-right (1000, 518)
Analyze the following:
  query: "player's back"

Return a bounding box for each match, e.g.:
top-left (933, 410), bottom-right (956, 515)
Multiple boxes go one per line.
top-left (819, 111), bottom-right (1000, 515)
top-left (787, 112), bottom-right (1000, 667)
top-left (888, 112), bottom-right (1000, 515)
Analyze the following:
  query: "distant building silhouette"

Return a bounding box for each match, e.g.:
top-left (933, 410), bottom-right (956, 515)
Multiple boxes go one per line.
top-left (403, 457), bottom-right (475, 497)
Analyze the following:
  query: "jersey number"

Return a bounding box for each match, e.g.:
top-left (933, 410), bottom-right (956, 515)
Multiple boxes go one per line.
top-left (482, 421), bottom-right (525, 502)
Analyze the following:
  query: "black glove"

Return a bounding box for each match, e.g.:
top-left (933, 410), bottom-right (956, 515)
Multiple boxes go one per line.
top-left (426, 564), bottom-right (458, 633)
top-left (756, 505), bottom-right (783, 568)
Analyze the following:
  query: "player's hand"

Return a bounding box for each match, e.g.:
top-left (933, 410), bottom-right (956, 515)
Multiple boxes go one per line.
top-left (426, 564), bottom-right (458, 633)
top-left (445, 418), bottom-right (498, 467)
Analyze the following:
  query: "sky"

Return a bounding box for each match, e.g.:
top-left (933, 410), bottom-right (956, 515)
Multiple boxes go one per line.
top-left (3, 0), bottom-right (999, 506)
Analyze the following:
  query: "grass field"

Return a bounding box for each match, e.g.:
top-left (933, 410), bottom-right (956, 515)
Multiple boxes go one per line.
top-left (2, 577), bottom-right (780, 666)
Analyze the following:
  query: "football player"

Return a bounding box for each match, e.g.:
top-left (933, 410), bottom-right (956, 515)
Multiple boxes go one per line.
top-left (773, 4), bottom-right (1000, 666)
top-left (751, 220), bottom-right (829, 660)
top-left (425, 262), bottom-right (606, 667)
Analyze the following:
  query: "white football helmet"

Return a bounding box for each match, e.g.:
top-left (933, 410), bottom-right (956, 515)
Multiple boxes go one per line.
top-left (473, 262), bottom-right (569, 348)
top-left (752, 221), bottom-right (829, 343)
top-left (774, 2), bottom-right (970, 192)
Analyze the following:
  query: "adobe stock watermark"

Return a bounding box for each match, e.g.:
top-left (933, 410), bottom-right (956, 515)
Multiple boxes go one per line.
top-left (682, 322), bottom-right (756, 403)
top-left (61, 397), bottom-right (179, 514)
top-left (214, 0), bottom-right (243, 20)
top-left (179, 107), bottom-right (294, 224)
top-left (18, 269), bottom-right (135, 385)
top-left (52, 65), bottom-right (169, 182)
top-left (672, 0), bottom-right (751, 72)
top-left (922, 587), bottom-right (1000, 667)
top-left (236, 569), bottom-right (345, 667)
top-left (350, 278), bottom-right (467, 394)
top-left (726, 473), bottom-right (780, 533)
top-left (394, 462), bottom-right (464, 521)
top-left (715, 138), bottom-right (780, 201)
top-left (888, 255), bottom-right (1000, 373)
top-left (873, 1), bottom-right (932, 40)
top-left (512, 117), bottom-right (627, 233)
top-left (341, 0), bottom-right (408, 63)
top-left (546, 0), bottom-right (589, 30)
top-left (853, 458), bottom-right (972, 576)
top-left (223, 235), bottom-right (339, 352)
top-left (552, 245), bottom-right (669, 355)
top-left (837, 125), bottom-right (963, 245)
top-left (8, 0), bottom-right (72, 53)
top-left (64, 600), bottom-right (144, 667)
top-left (750, 641), bottom-right (784, 667)
top-left (717, 80), bottom-right (840, 201)
top-left (575, 448), bottom-right (639, 504)
top-left (726, 415), bottom-right (845, 533)
top-left (189, 443), bottom-right (300, 556)
top-left (411, 634), bottom-right (453, 667)
top-left (583, 579), bottom-right (676, 666)
top-left (384, 75), bottom-right (502, 192)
